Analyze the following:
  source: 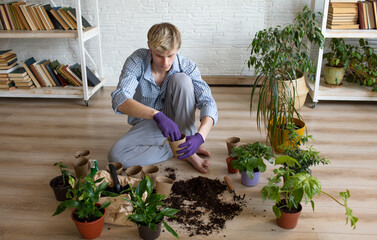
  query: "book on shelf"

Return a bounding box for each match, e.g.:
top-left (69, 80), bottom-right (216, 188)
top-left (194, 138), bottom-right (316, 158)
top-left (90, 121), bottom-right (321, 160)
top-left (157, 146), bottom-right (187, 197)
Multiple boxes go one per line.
top-left (366, 1), bottom-right (376, 29)
top-left (8, 66), bottom-right (27, 78)
top-left (50, 7), bottom-right (70, 30)
top-left (66, 8), bottom-right (92, 29)
top-left (0, 4), bottom-right (11, 30)
top-left (330, 0), bottom-right (358, 2)
top-left (329, 6), bottom-right (358, 14)
top-left (44, 4), bottom-right (63, 30)
top-left (50, 60), bottom-right (68, 86)
top-left (21, 57), bottom-right (41, 88)
top-left (19, 4), bottom-right (37, 31)
top-left (58, 8), bottom-right (76, 30)
top-left (40, 4), bottom-right (54, 30)
top-left (0, 54), bottom-right (17, 65)
top-left (28, 61), bottom-right (45, 87)
top-left (0, 61), bottom-right (17, 70)
top-left (40, 60), bottom-right (56, 86)
top-left (0, 49), bottom-right (14, 58)
top-left (0, 64), bottom-right (19, 74)
top-left (326, 23), bottom-right (360, 29)
top-left (45, 62), bottom-right (61, 86)
top-left (366, 0), bottom-right (377, 29)
top-left (12, 1), bottom-right (31, 30)
top-left (330, 2), bottom-right (358, 8)
top-left (34, 60), bottom-right (53, 87)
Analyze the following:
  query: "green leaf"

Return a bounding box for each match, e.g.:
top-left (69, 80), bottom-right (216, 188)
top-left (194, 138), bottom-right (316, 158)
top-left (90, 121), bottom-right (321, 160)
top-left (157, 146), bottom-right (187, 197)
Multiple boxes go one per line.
top-left (272, 205), bottom-right (281, 218)
top-left (163, 221), bottom-right (179, 239)
top-left (275, 155), bottom-right (299, 167)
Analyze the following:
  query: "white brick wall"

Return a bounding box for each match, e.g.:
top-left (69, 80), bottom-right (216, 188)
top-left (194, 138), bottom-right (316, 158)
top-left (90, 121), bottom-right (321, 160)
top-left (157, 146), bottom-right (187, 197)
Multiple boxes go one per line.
top-left (1, 0), bottom-right (360, 86)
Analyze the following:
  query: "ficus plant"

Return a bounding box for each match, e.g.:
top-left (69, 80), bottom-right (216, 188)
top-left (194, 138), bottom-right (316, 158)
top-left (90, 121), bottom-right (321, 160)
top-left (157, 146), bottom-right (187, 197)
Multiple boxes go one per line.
top-left (123, 176), bottom-right (180, 239)
top-left (54, 161), bottom-right (71, 186)
top-left (230, 142), bottom-right (274, 179)
top-left (247, 5), bottom-right (325, 148)
top-left (52, 176), bottom-right (117, 221)
top-left (323, 38), bottom-right (351, 68)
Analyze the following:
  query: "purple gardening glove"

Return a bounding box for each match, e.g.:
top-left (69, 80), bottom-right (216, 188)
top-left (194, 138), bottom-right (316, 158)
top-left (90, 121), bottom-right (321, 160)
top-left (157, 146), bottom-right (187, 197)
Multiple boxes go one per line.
top-left (153, 112), bottom-right (181, 141)
top-left (177, 133), bottom-right (204, 159)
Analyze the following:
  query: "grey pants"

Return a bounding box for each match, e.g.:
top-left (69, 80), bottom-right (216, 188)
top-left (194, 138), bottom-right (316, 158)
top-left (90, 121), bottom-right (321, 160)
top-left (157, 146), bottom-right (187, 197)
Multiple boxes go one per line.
top-left (108, 73), bottom-right (197, 168)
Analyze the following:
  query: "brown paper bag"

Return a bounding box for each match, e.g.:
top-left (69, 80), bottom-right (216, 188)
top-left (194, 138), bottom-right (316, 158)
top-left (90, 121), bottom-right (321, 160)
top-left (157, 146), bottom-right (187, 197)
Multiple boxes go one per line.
top-left (93, 170), bottom-right (140, 226)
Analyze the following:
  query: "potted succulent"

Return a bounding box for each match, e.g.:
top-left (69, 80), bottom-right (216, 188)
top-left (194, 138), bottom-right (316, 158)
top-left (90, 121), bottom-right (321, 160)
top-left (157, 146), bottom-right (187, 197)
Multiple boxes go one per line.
top-left (230, 142), bottom-right (274, 186)
top-left (124, 176), bottom-right (179, 240)
top-left (52, 176), bottom-right (117, 239)
top-left (247, 6), bottom-right (325, 152)
top-left (49, 162), bottom-right (73, 201)
top-left (261, 156), bottom-right (358, 229)
top-left (323, 38), bottom-right (350, 85)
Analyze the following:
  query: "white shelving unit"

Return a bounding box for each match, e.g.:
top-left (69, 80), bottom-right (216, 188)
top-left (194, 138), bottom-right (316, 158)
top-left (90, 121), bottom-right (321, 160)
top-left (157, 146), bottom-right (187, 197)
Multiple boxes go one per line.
top-left (0, 0), bottom-right (104, 106)
top-left (309, 0), bottom-right (377, 108)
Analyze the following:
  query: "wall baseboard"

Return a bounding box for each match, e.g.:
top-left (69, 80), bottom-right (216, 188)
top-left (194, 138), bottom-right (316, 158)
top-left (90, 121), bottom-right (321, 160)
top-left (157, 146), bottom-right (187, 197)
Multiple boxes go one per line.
top-left (202, 75), bottom-right (256, 86)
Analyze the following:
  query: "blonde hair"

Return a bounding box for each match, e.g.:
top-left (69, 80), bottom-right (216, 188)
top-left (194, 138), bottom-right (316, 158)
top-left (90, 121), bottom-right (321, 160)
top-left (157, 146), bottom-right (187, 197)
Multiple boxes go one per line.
top-left (147, 23), bottom-right (181, 52)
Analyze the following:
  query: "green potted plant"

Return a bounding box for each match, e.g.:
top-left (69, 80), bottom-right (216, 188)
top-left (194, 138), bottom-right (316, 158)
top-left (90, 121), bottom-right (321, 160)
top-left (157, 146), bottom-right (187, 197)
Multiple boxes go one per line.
top-left (346, 39), bottom-right (377, 91)
top-left (230, 142), bottom-right (274, 186)
top-left (49, 161), bottom-right (73, 201)
top-left (323, 38), bottom-right (350, 85)
top-left (261, 157), bottom-right (358, 229)
top-left (124, 176), bottom-right (179, 240)
top-left (247, 6), bottom-right (325, 152)
top-left (279, 123), bottom-right (330, 175)
top-left (52, 176), bottom-right (117, 239)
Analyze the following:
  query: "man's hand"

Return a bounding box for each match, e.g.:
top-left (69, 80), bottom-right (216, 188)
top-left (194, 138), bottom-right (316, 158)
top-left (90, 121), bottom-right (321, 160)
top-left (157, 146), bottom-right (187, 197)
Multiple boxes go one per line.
top-left (177, 133), bottom-right (204, 159)
top-left (153, 112), bottom-right (181, 141)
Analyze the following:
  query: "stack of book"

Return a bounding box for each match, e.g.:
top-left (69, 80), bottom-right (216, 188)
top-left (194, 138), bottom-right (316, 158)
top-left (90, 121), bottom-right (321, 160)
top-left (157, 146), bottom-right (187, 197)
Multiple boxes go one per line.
top-left (9, 67), bottom-right (35, 89)
top-left (358, 0), bottom-right (377, 29)
top-left (0, 49), bottom-right (18, 89)
top-left (21, 57), bottom-right (101, 88)
top-left (0, 1), bottom-right (91, 31)
top-left (327, 1), bottom-right (359, 29)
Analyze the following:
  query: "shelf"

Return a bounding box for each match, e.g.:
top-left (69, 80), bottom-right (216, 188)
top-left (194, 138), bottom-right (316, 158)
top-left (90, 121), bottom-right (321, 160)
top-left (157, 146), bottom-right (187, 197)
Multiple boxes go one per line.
top-left (307, 79), bottom-right (377, 101)
top-left (0, 78), bottom-right (105, 99)
top-left (0, 26), bottom-right (99, 40)
top-left (323, 29), bottom-right (377, 38)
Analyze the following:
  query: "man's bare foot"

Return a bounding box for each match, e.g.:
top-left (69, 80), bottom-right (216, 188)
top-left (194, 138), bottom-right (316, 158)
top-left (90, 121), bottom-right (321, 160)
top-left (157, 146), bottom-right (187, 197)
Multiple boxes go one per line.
top-left (197, 145), bottom-right (211, 157)
top-left (186, 153), bottom-right (210, 174)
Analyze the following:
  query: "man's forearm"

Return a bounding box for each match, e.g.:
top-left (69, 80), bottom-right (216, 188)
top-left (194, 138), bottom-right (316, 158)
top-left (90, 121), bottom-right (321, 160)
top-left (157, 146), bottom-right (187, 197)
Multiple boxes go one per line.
top-left (197, 116), bottom-right (214, 141)
top-left (117, 99), bottom-right (159, 119)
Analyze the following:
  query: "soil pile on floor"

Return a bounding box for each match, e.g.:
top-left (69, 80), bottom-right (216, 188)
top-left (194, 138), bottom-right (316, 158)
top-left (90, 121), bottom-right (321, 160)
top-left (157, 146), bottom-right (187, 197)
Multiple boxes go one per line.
top-left (165, 176), bottom-right (244, 237)
top-left (164, 167), bottom-right (177, 180)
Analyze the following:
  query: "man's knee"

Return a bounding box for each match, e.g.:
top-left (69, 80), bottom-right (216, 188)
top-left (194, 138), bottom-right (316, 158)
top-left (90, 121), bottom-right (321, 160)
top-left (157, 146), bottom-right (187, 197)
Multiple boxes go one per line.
top-left (169, 73), bottom-right (194, 91)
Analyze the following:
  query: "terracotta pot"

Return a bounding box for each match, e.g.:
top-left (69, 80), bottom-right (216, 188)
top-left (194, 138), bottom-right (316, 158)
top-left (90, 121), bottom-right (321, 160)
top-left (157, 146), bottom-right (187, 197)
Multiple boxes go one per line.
top-left (226, 137), bottom-right (241, 155)
top-left (168, 134), bottom-right (186, 158)
top-left (324, 64), bottom-right (345, 85)
top-left (226, 156), bottom-right (239, 174)
top-left (270, 117), bottom-right (305, 154)
top-left (125, 165), bottom-right (144, 179)
top-left (156, 176), bottom-right (174, 196)
top-left (138, 222), bottom-right (162, 240)
top-left (71, 207), bottom-right (105, 239)
top-left (49, 175), bottom-right (73, 201)
top-left (142, 165), bottom-right (159, 187)
top-left (73, 157), bottom-right (90, 179)
top-left (276, 204), bottom-right (302, 229)
top-left (241, 171), bottom-right (260, 187)
top-left (106, 161), bottom-right (123, 175)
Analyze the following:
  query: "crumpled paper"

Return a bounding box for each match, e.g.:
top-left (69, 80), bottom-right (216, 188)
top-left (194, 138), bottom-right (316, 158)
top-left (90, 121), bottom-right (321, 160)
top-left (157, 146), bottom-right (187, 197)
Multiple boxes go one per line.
top-left (94, 170), bottom-right (140, 226)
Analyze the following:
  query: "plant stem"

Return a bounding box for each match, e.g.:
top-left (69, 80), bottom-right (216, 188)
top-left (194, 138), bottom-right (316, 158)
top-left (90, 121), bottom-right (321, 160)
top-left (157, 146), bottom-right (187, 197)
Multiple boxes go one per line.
top-left (321, 191), bottom-right (344, 207)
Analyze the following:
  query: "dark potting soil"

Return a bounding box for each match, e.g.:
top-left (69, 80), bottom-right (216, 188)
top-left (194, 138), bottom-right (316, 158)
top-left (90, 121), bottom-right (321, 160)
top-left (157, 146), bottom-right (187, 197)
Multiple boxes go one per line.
top-left (164, 167), bottom-right (177, 180)
top-left (50, 175), bottom-right (71, 189)
top-left (73, 208), bottom-right (104, 223)
top-left (277, 201), bottom-right (302, 214)
top-left (165, 176), bottom-right (244, 237)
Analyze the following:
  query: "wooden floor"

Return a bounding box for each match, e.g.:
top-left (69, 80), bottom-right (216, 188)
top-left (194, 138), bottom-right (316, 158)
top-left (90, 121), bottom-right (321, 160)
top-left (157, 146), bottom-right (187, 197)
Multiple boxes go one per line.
top-left (0, 87), bottom-right (376, 240)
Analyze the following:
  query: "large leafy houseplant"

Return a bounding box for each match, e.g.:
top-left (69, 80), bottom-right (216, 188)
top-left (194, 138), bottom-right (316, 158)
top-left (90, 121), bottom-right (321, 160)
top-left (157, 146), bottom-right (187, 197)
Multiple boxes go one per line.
top-left (261, 157), bottom-right (358, 229)
top-left (124, 176), bottom-right (179, 239)
top-left (247, 6), bottom-right (324, 147)
top-left (230, 142), bottom-right (274, 179)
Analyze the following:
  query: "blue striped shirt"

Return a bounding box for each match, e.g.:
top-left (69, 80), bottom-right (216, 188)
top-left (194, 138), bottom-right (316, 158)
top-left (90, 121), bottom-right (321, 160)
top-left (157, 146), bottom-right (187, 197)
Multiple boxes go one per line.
top-left (111, 48), bottom-right (218, 126)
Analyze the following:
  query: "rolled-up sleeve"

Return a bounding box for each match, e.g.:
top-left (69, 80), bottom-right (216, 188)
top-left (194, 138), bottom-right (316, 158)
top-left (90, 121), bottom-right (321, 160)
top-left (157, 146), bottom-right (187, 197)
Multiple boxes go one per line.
top-left (111, 55), bottom-right (141, 114)
top-left (182, 59), bottom-right (218, 125)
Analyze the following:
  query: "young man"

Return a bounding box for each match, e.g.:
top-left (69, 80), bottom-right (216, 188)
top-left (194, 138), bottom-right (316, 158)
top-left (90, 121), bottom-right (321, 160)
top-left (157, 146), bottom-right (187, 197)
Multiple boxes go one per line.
top-left (108, 23), bottom-right (218, 174)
